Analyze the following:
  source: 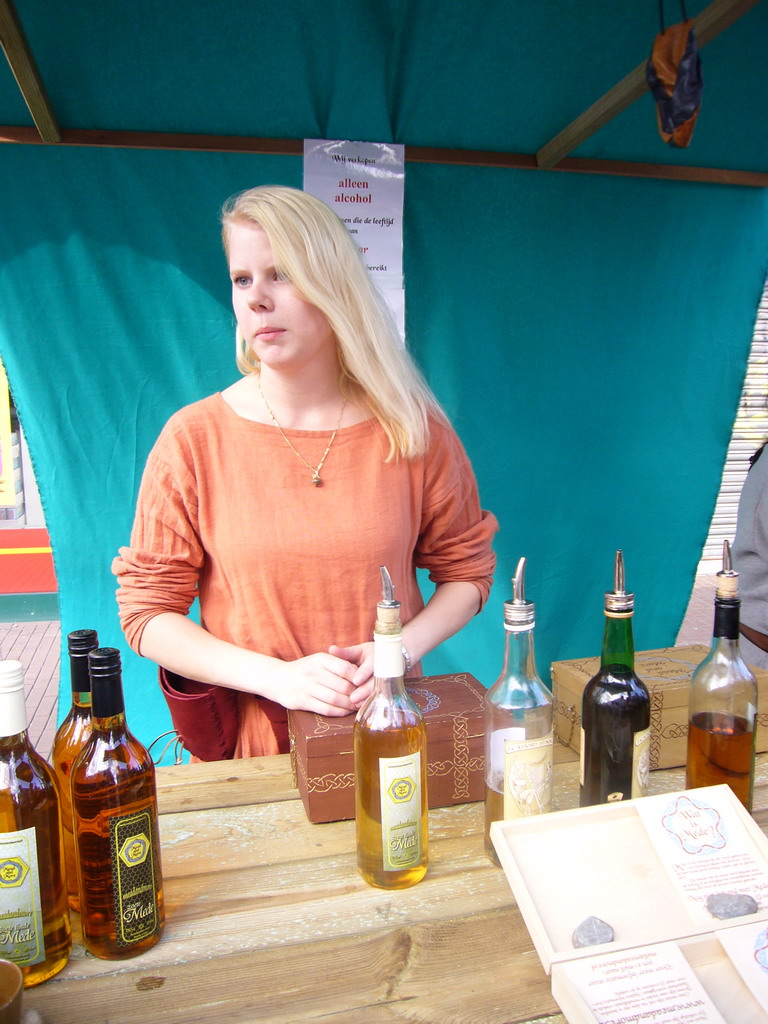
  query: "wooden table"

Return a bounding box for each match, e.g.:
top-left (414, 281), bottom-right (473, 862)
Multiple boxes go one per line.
top-left (25, 751), bottom-right (768, 1024)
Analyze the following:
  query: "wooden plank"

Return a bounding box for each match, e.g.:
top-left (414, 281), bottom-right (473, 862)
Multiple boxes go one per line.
top-left (25, 909), bottom-right (564, 1024)
top-left (0, 0), bottom-right (59, 142)
top-left (23, 754), bottom-right (768, 1024)
top-left (0, 125), bottom-right (763, 187)
top-left (536, 0), bottom-right (765, 169)
top-left (155, 754), bottom-right (298, 813)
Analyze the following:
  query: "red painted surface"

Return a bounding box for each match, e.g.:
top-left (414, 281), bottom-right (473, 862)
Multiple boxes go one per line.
top-left (0, 528), bottom-right (57, 594)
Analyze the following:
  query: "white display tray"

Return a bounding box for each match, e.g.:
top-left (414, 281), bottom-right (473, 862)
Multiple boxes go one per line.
top-left (491, 785), bottom-right (768, 1023)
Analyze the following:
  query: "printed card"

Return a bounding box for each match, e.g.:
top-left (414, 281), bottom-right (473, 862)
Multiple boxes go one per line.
top-left (558, 942), bottom-right (726, 1023)
top-left (717, 922), bottom-right (768, 1014)
top-left (634, 789), bottom-right (768, 926)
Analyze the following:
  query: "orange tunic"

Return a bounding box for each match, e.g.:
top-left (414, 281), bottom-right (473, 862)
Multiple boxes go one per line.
top-left (114, 394), bottom-right (497, 756)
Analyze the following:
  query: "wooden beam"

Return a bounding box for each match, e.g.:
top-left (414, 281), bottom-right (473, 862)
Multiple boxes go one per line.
top-left (536, 0), bottom-right (764, 169)
top-left (0, 126), bottom-right (764, 187)
top-left (0, 0), bottom-right (60, 143)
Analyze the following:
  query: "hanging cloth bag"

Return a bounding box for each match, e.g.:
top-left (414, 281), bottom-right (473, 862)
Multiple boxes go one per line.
top-left (645, 0), bottom-right (703, 147)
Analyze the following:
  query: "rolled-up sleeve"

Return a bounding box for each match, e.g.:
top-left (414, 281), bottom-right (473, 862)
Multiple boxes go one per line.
top-left (415, 422), bottom-right (498, 607)
top-left (113, 445), bottom-right (203, 653)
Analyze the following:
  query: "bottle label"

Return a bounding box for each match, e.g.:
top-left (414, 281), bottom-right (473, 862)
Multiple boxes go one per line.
top-left (581, 726), bottom-right (651, 802)
top-left (632, 726), bottom-right (651, 798)
top-left (503, 734), bottom-right (553, 817)
top-left (108, 807), bottom-right (161, 947)
top-left (0, 827), bottom-right (45, 966)
top-left (378, 752), bottom-right (422, 871)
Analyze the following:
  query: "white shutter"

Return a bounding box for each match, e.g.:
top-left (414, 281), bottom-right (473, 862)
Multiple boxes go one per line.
top-left (702, 277), bottom-right (768, 563)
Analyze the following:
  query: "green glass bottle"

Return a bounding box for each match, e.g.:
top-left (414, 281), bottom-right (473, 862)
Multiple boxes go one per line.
top-left (580, 551), bottom-right (651, 806)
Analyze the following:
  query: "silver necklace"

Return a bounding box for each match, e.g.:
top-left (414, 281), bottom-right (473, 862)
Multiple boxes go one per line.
top-left (257, 377), bottom-right (348, 486)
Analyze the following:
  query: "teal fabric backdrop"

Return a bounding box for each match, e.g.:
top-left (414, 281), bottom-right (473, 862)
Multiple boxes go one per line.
top-left (1, 142), bottom-right (767, 749)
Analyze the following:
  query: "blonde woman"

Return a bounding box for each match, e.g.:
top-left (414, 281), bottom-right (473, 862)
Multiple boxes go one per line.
top-left (114, 185), bottom-right (497, 760)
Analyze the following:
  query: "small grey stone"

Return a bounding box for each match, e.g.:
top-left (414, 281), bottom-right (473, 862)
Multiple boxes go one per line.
top-left (706, 892), bottom-right (759, 920)
top-left (572, 915), bottom-right (615, 948)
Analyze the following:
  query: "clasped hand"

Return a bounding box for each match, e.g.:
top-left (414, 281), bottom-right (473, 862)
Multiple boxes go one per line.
top-left (277, 642), bottom-right (374, 717)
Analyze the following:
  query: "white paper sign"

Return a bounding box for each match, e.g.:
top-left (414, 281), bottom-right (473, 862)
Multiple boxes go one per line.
top-left (560, 942), bottom-right (726, 1024)
top-left (634, 789), bottom-right (768, 927)
top-left (717, 922), bottom-right (768, 1014)
top-left (303, 139), bottom-right (405, 335)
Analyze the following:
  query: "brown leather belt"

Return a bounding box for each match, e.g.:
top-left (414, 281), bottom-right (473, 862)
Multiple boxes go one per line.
top-left (740, 622), bottom-right (768, 653)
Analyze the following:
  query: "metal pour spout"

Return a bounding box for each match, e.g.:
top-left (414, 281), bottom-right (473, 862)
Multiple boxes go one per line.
top-left (512, 557), bottom-right (527, 604)
top-left (379, 565), bottom-right (397, 607)
top-left (376, 565), bottom-right (402, 635)
top-left (605, 549), bottom-right (634, 613)
top-left (716, 539), bottom-right (739, 599)
top-left (505, 556), bottom-right (535, 628)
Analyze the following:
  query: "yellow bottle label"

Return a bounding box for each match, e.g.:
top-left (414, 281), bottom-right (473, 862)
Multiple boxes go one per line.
top-left (632, 726), bottom-right (651, 798)
top-left (0, 827), bottom-right (45, 966)
top-left (108, 808), bottom-right (161, 947)
top-left (379, 752), bottom-right (422, 871)
top-left (503, 733), bottom-right (553, 818)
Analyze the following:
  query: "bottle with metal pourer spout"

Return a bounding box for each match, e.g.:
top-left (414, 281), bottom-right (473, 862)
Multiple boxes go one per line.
top-left (686, 539), bottom-right (757, 810)
top-left (580, 550), bottom-right (651, 806)
top-left (484, 557), bottom-right (553, 865)
top-left (354, 566), bottom-right (428, 889)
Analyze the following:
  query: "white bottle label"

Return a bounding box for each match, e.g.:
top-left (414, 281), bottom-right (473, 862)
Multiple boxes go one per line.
top-left (379, 752), bottom-right (422, 871)
top-left (0, 827), bottom-right (45, 966)
top-left (503, 733), bottom-right (554, 818)
top-left (632, 727), bottom-right (651, 798)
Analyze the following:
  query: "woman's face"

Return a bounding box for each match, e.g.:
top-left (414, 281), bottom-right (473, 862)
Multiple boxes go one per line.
top-left (227, 219), bottom-right (337, 376)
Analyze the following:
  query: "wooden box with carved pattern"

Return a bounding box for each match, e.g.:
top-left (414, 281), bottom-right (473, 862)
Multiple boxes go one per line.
top-left (551, 643), bottom-right (768, 770)
top-left (288, 672), bottom-right (486, 823)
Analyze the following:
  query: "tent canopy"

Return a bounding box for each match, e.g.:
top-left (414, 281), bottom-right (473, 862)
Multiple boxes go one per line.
top-left (1, 0), bottom-right (767, 747)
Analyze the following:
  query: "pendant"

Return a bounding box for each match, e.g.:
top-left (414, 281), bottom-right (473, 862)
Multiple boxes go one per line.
top-left (312, 473), bottom-right (322, 486)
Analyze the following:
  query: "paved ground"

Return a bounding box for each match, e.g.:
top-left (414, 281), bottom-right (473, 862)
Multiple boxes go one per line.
top-left (1, 619), bottom-right (61, 756)
top-left (0, 571), bottom-right (721, 759)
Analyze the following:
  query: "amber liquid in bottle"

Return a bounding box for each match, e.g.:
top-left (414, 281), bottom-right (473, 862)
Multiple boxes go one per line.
top-left (355, 715), bottom-right (428, 889)
top-left (687, 712), bottom-right (753, 806)
top-left (72, 648), bottom-right (165, 959)
top-left (354, 568), bottom-right (428, 889)
top-left (51, 628), bottom-right (98, 912)
top-left (686, 543), bottom-right (756, 810)
top-left (0, 660), bottom-right (71, 987)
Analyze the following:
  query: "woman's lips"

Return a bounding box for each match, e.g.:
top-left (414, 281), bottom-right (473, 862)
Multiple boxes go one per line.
top-left (254, 327), bottom-right (284, 341)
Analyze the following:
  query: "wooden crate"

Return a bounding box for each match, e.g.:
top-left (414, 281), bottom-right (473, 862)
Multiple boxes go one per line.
top-left (551, 644), bottom-right (768, 770)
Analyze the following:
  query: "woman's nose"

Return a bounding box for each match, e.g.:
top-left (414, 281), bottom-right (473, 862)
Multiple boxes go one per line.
top-left (248, 284), bottom-right (274, 311)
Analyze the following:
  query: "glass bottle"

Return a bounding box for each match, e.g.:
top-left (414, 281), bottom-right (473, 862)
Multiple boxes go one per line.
top-left (580, 551), bottom-right (651, 807)
top-left (0, 660), bottom-right (71, 987)
top-left (484, 557), bottom-right (553, 865)
top-left (354, 566), bottom-right (428, 889)
top-left (686, 539), bottom-right (757, 810)
top-left (71, 647), bottom-right (165, 958)
top-left (51, 628), bottom-right (98, 911)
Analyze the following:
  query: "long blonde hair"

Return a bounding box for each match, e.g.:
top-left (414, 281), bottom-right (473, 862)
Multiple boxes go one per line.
top-left (220, 185), bottom-right (444, 458)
